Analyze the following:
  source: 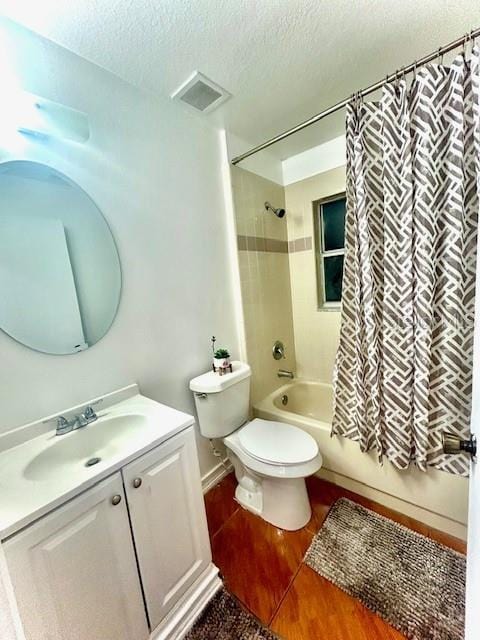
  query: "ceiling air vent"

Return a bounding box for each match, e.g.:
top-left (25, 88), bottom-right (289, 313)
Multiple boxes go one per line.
top-left (171, 71), bottom-right (231, 113)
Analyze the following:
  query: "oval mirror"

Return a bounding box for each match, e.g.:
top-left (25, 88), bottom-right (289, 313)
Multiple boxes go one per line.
top-left (0, 160), bottom-right (121, 354)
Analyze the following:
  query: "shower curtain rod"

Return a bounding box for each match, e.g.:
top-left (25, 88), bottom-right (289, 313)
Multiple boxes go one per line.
top-left (231, 26), bottom-right (480, 166)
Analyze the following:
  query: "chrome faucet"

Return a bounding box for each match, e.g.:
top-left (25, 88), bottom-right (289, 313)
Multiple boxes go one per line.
top-left (55, 405), bottom-right (99, 436)
top-left (78, 405), bottom-right (98, 427)
top-left (277, 369), bottom-right (294, 379)
top-left (55, 415), bottom-right (72, 436)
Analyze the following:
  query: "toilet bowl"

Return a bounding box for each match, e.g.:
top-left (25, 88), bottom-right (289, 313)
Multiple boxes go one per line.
top-left (190, 361), bottom-right (322, 530)
top-left (225, 418), bottom-right (322, 530)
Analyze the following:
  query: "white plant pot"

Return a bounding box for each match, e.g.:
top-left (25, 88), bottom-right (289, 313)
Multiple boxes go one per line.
top-left (214, 357), bottom-right (230, 369)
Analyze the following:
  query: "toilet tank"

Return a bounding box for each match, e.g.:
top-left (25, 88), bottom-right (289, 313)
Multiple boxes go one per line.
top-left (189, 361), bottom-right (251, 438)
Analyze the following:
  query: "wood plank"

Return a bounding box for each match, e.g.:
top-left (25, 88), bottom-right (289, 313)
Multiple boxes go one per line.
top-left (204, 472), bottom-right (239, 538)
top-left (211, 507), bottom-right (312, 625)
top-left (271, 565), bottom-right (406, 640)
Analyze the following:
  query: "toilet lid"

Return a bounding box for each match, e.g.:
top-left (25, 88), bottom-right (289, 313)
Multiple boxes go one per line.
top-left (238, 419), bottom-right (319, 466)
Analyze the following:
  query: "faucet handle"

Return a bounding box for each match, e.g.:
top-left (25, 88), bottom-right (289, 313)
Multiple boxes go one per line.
top-left (83, 405), bottom-right (97, 421)
top-left (73, 405), bottom-right (97, 429)
top-left (55, 416), bottom-right (71, 435)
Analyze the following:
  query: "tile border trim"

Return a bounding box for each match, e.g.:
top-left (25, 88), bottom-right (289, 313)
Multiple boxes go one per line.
top-left (237, 235), bottom-right (312, 254)
top-left (288, 236), bottom-right (313, 253)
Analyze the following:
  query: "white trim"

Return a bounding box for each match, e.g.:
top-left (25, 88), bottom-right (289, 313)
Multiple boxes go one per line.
top-left (150, 564), bottom-right (222, 640)
top-left (226, 131), bottom-right (284, 185)
top-left (316, 468), bottom-right (468, 540)
top-left (201, 458), bottom-right (233, 494)
top-left (219, 130), bottom-right (248, 363)
top-left (282, 135), bottom-right (346, 185)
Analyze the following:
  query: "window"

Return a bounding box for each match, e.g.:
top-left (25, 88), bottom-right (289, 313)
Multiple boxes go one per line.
top-left (314, 193), bottom-right (346, 309)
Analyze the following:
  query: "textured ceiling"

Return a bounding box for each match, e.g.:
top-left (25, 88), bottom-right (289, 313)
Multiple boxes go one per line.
top-left (1, 0), bottom-right (479, 159)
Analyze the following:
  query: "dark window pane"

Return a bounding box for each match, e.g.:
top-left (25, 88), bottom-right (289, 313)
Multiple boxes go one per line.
top-left (322, 198), bottom-right (346, 251)
top-left (324, 255), bottom-right (344, 302)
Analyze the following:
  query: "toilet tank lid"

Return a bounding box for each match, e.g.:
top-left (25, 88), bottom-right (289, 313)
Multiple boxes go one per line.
top-left (189, 361), bottom-right (251, 393)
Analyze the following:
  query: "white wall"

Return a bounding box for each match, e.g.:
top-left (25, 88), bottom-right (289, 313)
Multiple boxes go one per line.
top-left (226, 132), bottom-right (284, 185)
top-left (228, 133), bottom-right (347, 187)
top-left (0, 18), bottom-right (239, 476)
top-left (282, 135), bottom-right (346, 185)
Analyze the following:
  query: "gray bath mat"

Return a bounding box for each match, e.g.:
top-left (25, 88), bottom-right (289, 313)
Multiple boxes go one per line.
top-left (185, 587), bottom-right (280, 640)
top-left (304, 498), bottom-right (466, 640)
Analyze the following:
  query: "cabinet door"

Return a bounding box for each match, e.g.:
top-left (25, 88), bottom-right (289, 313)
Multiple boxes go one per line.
top-left (4, 473), bottom-right (149, 640)
top-left (123, 427), bottom-right (211, 629)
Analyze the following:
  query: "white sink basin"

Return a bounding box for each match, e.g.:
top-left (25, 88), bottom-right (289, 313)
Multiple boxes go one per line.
top-left (0, 386), bottom-right (195, 539)
top-left (23, 415), bottom-right (146, 481)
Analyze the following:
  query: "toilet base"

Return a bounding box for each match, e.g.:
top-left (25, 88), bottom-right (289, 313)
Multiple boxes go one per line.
top-left (229, 452), bottom-right (312, 531)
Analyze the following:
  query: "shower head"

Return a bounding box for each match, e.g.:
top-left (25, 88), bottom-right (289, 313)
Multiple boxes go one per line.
top-left (264, 201), bottom-right (286, 218)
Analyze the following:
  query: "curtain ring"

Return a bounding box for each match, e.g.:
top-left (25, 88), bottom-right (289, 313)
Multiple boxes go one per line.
top-left (394, 69), bottom-right (402, 95)
top-left (437, 47), bottom-right (444, 65)
top-left (412, 60), bottom-right (417, 80)
top-left (468, 29), bottom-right (475, 55)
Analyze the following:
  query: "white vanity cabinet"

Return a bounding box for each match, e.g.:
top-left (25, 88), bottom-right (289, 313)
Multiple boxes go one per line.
top-left (4, 472), bottom-right (149, 640)
top-left (3, 425), bottom-right (217, 640)
top-left (123, 428), bottom-right (211, 629)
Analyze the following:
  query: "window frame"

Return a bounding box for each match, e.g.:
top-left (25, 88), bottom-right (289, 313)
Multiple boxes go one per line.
top-left (313, 191), bottom-right (346, 311)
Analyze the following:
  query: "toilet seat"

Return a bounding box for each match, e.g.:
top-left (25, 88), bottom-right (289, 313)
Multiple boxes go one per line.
top-left (238, 418), bottom-right (318, 466)
top-left (224, 419), bottom-right (322, 480)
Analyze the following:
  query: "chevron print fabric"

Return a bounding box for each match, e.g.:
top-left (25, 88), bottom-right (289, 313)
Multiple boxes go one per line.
top-left (332, 49), bottom-right (480, 476)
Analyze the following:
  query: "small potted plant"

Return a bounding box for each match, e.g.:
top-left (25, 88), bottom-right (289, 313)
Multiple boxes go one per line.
top-left (213, 347), bottom-right (231, 370)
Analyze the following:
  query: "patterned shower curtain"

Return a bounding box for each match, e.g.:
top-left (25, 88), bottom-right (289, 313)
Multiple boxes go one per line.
top-left (332, 48), bottom-right (480, 476)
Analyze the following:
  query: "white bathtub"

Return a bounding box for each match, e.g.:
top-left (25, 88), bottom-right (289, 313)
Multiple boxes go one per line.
top-left (254, 379), bottom-right (469, 539)
top-left (255, 380), bottom-right (333, 432)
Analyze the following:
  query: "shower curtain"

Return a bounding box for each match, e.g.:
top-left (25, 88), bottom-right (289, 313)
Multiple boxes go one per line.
top-left (332, 47), bottom-right (480, 476)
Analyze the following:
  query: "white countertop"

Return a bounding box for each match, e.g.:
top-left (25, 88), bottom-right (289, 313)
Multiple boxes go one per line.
top-left (0, 388), bottom-right (194, 539)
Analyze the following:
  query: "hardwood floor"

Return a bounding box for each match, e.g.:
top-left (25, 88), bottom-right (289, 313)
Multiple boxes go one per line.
top-left (204, 472), bottom-right (466, 640)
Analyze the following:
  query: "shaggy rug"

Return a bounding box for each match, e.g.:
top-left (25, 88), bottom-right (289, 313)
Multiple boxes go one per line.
top-left (304, 498), bottom-right (466, 640)
top-left (185, 587), bottom-right (279, 640)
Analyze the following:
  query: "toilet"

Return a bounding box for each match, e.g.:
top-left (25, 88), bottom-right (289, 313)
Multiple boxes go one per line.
top-left (190, 361), bottom-right (322, 530)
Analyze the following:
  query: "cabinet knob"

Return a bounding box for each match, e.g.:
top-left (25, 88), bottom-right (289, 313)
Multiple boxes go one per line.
top-left (111, 494), bottom-right (122, 505)
top-left (133, 477), bottom-right (142, 489)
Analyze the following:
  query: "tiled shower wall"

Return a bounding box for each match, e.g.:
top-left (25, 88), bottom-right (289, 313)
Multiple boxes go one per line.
top-left (285, 166), bottom-right (346, 381)
top-left (230, 166), bottom-right (296, 405)
top-left (231, 165), bottom-right (348, 403)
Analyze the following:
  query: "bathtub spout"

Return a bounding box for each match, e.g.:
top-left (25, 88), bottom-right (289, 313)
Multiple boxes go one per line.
top-left (278, 369), bottom-right (295, 379)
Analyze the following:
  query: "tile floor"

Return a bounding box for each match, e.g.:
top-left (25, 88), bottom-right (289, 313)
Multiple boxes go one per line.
top-left (204, 473), bottom-right (466, 640)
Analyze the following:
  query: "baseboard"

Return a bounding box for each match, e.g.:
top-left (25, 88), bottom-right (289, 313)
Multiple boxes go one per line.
top-left (201, 459), bottom-right (233, 494)
top-left (317, 468), bottom-right (468, 540)
top-left (150, 564), bottom-right (222, 640)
